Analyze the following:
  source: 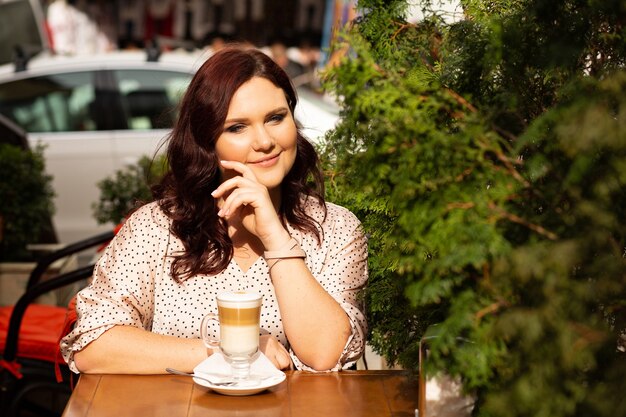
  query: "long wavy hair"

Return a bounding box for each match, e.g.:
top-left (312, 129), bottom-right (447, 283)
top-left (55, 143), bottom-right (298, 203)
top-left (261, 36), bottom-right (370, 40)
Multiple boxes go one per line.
top-left (153, 46), bottom-right (326, 282)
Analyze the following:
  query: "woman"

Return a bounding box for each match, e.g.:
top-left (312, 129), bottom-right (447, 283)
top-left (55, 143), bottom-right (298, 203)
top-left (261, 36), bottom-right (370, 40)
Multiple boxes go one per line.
top-left (60, 46), bottom-right (368, 374)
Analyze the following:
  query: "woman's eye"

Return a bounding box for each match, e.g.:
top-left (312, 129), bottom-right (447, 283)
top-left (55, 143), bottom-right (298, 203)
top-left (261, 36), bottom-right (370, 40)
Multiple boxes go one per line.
top-left (225, 124), bottom-right (245, 133)
top-left (268, 113), bottom-right (286, 123)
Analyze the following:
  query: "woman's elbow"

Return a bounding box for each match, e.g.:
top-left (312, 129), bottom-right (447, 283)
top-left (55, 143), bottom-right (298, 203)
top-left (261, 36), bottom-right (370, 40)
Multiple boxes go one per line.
top-left (72, 336), bottom-right (111, 373)
top-left (73, 348), bottom-right (95, 373)
top-left (306, 333), bottom-right (351, 371)
top-left (306, 355), bottom-right (341, 371)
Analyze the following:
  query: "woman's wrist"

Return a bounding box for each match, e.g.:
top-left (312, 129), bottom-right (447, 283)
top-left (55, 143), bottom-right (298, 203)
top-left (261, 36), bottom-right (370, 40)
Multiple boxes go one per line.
top-left (264, 237), bottom-right (306, 260)
top-left (263, 236), bottom-right (306, 272)
top-left (262, 230), bottom-right (293, 251)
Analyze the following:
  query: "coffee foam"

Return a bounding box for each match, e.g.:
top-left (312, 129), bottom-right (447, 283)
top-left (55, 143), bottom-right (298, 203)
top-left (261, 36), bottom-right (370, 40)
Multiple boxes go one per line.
top-left (217, 291), bottom-right (262, 309)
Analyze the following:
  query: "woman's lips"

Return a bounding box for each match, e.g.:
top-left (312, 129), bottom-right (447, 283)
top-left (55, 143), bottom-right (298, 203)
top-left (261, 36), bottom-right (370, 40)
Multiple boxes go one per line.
top-left (250, 153), bottom-right (280, 168)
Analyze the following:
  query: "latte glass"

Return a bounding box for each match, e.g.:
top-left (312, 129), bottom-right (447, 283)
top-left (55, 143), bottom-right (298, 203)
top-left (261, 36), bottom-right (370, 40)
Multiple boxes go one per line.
top-left (201, 291), bottom-right (262, 380)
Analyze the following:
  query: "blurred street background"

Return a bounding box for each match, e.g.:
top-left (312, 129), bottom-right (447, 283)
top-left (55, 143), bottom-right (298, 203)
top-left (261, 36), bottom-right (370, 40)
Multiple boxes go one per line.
top-left (17, 0), bottom-right (364, 89)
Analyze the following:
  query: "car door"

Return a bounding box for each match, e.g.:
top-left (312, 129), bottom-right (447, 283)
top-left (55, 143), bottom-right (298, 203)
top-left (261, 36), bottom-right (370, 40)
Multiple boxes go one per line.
top-left (0, 69), bottom-right (123, 243)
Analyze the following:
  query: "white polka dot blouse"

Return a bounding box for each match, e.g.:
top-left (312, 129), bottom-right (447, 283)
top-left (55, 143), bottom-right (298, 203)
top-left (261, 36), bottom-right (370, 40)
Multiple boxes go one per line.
top-left (60, 198), bottom-right (368, 373)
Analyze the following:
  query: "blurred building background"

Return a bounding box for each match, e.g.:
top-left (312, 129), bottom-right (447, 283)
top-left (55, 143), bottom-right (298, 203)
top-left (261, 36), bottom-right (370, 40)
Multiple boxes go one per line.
top-left (40, 0), bottom-right (357, 64)
top-left (26, 0), bottom-right (360, 91)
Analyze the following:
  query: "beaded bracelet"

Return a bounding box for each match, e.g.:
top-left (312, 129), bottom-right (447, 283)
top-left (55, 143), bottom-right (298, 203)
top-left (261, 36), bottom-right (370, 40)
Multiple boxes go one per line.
top-left (264, 237), bottom-right (306, 272)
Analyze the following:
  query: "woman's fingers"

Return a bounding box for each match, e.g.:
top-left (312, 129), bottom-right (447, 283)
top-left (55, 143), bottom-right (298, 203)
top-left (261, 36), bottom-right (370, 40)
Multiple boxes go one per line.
top-left (260, 335), bottom-right (292, 370)
top-left (211, 160), bottom-right (261, 202)
top-left (211, 174), bottom-right (250, 199)
top-left (211, 160), bottom-right (287, 244)
top-left (216, 188), bottom-right (257, 217)
top-left (278, 349), bottom-right (292, 370)
top-left (219, 159), bottom-right (257, 180)
top-left (212, 161), bottom-right (271, 218)
top-left (213, 174), bottom-right (266, 215)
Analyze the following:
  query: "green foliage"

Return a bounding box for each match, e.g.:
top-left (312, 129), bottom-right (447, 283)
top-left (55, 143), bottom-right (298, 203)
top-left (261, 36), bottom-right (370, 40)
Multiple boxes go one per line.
top-left (92, 154), bottom-right (167, 225)
top-left (320, 0), bottom-right (626, 415)
top-left (0, 144), bottom-right (55, 261)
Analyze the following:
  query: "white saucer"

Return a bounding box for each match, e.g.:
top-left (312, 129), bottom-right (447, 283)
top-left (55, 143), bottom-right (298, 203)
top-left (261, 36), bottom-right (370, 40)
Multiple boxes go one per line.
top-left (193, 352), bottom-right (286, 396)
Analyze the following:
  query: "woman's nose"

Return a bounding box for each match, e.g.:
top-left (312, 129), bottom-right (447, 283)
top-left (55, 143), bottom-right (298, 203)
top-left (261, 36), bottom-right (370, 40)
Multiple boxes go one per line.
top-left (253, 126), bottom-right (275, 150)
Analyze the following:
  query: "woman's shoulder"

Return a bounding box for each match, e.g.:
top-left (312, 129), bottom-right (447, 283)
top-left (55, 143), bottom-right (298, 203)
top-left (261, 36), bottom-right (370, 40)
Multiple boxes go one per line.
top-left (324, 202), bottom-right (363, 234)
top-left (123, 201), bottom-right (171, 233)
top-left (303, 197), bottom-right (362, 229)
top-left (325, 201), bottom-right (360, 221)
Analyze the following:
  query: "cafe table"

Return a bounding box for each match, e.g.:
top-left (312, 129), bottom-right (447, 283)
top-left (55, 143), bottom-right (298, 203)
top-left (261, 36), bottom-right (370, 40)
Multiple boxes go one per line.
top-left (61, 370), bottom-right (420, 417)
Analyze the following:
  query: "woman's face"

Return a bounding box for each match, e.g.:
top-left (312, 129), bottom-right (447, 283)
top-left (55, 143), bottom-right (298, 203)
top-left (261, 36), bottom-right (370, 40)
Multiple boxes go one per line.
top-left (215, 76), bottom-right (297, 190)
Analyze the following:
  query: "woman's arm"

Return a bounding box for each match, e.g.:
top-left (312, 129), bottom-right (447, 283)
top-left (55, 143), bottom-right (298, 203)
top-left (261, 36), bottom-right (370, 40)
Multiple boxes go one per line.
top-left (269, 256), bottom-right (352, 370)
top-left (270, 214), bottom-right (368, 371)
top-left (61, 204), bottom-right (198, 374)
top-left (213, 161), bottom-right (368, 371)
top-left (74, 327), bottom-right (293, 374)
top-left (73, 326), bottom-right (208, 374)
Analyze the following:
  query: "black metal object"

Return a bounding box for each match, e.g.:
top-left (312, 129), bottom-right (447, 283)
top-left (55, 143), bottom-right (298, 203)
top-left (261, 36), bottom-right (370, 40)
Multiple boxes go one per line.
top-left (13, 45), bottom-right (28, 72)
top-left (26, 230), bottom-right (115, 289)
top-left (0, 230), bottom-right (115, 417)
top-left (3, 264), bottom-right (96, 363)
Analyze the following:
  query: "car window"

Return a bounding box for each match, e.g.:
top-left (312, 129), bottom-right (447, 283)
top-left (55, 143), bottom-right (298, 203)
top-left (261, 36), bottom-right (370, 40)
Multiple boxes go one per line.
top-left (114, 69), bottom-right (191, 130)
top-left (0, 71), bottom-right (98, 132)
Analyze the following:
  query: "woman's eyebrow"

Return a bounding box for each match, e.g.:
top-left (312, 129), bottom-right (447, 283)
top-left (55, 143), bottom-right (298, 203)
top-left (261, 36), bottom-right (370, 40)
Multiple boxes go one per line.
top-left (224, 107), bottom-right (289, 124)
top-left (224, 116), bottom-right (247, 124)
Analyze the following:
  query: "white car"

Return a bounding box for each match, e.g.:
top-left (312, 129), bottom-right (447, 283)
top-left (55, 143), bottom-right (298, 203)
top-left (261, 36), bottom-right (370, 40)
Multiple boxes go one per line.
top-left (0, 49), bottom-right (339, 244)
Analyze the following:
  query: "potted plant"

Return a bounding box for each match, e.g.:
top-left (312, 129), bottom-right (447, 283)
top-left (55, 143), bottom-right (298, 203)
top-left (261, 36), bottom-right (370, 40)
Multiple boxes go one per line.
top-left (0, 141), bottom-right (56, 305)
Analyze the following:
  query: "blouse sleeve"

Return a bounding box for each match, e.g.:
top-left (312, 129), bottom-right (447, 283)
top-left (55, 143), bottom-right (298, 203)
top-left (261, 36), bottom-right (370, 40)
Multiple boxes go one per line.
top-left (290, 204), bottom-right (369, 372)
top-left (59, 204), bottom-right (167, 373)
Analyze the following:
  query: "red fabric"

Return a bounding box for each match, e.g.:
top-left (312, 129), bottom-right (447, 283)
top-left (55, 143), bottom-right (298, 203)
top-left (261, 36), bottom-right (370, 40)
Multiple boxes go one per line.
top-left (44, 21), bottom-right (55, 52)
top-left (0, 304), bottom-right (67, 364)
top-left (144, 4), bottom-right (174, 42)
top-left (55, 297), bottom-right (78, 383)
top-left (0, 359), bottom-right (22, 379)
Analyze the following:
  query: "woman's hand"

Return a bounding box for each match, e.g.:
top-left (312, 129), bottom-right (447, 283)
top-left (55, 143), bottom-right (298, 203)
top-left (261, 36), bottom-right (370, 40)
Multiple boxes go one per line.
top-left (259, 335), bottom-right (292, 370)
top-left (211, 160), bottom-right (290, 249)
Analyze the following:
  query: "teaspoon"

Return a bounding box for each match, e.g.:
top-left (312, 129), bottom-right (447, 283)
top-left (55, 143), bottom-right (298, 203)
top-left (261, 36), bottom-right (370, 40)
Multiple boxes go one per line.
top-left (165, 367), bottom-right (237, 386)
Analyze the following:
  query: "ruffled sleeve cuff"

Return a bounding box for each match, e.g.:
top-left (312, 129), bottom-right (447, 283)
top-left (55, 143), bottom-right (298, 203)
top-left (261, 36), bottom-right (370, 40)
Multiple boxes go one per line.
top-left (60, 324), bottom-right (116, 373)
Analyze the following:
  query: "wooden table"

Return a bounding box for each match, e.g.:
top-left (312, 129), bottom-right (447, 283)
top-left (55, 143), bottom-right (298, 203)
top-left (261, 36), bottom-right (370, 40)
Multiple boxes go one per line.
top-left (62, 370), bottom-right (419, 417)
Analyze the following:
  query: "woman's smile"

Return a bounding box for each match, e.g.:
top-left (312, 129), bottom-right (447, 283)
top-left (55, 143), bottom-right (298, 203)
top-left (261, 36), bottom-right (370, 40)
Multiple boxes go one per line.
top-left (249, 152), bottom-right (281, 168)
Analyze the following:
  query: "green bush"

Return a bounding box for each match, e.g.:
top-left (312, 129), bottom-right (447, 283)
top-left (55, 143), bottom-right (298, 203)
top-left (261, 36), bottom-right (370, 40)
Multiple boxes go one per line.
top-left (92, 154), bottom-right (167, 226)
top-left (320, 0), bottom-right (626, 415)
top-left (0, 144), bottom-right (55, 261)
